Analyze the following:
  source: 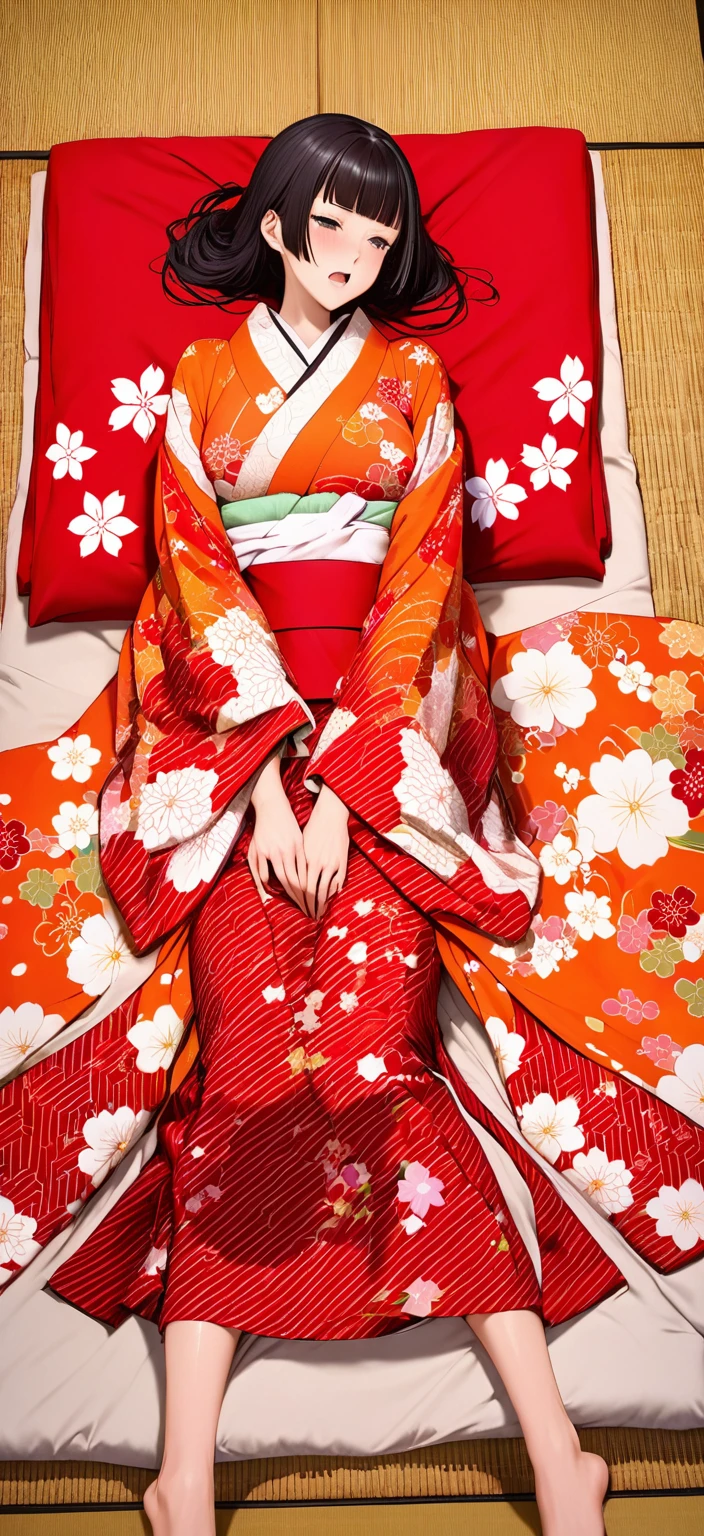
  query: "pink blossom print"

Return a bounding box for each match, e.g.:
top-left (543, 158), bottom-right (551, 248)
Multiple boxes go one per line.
top-left (397, 1161), bottom-right (446, 1219)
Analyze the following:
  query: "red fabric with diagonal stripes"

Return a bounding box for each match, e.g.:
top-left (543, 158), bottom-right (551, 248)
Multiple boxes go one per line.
top-left (51, 752), bottom-right (627, 1337)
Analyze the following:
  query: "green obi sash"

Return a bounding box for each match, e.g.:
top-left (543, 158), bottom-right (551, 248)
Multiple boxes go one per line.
top-left (219, 491), bottom-right (397, 531)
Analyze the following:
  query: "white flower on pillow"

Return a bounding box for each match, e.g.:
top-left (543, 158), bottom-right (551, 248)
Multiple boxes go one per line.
top-left (521, 434), bottom-right (578, 491)
top-left (109, 364), bottom-right (170, 442)
top-left (465, 458), bottom-right (527, 531)
top-left (45, 423), bottom-right (97, 480)
top-left (68, 491), bottom-right (138, 558)
top-left (533, 355), bottom-right (593, 427)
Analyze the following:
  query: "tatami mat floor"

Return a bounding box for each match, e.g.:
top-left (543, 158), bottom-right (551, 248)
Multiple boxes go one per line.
top-left (1, 0), bottom-right (703, 1524)
top-left (0, 1495), bottom-right (703, 1534)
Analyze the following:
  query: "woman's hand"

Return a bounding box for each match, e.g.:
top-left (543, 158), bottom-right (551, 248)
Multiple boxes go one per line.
top-left (248, 755), bottom-right (308, 912)
top-left (302, 783), bottom-right (350, 919)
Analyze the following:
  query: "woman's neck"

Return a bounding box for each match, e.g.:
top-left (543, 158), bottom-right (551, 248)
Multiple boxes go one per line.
top-left (277, 285), bottom-right (332, 350)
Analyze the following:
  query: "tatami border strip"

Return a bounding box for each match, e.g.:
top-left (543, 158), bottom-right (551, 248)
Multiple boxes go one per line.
top-left (1, 142), bottom-right (704, 161)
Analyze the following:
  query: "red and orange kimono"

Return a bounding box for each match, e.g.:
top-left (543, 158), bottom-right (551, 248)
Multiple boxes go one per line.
top-left (1, 303), bottom-right (703, 1339)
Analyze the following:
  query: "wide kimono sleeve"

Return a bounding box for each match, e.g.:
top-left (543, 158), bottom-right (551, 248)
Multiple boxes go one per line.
top-left (306, 342), bottom-right (541, 943)
top-left (98, 339), bottom-right (315, 952)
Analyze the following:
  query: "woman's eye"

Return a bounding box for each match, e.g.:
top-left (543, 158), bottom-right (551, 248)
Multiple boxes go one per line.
top-left (369, 237), bottom-right (389, 250)
top-left (312, 215), bottom-right (339, 230)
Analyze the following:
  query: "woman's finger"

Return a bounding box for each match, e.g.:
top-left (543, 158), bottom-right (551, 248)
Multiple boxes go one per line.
top-left (304, 856), bottom-right (324, 920)
top-left (315, 864), bottom-right (335, 920)
top-left (248, 845), bottom-right (270, 904)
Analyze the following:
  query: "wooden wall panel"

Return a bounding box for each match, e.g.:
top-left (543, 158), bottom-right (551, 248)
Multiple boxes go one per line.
top-left (319, 0), bottom-right (704, 140)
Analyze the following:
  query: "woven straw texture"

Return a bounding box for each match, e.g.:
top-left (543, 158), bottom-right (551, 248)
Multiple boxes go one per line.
top-left (1, 1428), bottom-right (703, 1505)
top-left (0, 1502), bottom-right (703, 1536)
top-left (0, 0), bottom-right (703, 1517)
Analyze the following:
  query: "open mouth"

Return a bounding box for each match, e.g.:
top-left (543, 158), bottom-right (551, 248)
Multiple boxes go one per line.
top-left (329, 271), bottom-right (350, 285)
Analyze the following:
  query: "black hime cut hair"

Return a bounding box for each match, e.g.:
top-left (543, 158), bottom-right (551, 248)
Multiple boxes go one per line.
top-left (161, 113), bottom-right (497, 333)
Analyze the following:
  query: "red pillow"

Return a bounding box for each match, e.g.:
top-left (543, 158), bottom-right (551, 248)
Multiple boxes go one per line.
top-left (21, 129), bottom-right (609, 624)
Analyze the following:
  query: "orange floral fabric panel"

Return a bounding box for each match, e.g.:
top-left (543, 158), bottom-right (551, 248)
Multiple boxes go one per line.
top-left (441, 612), bottom-right (704, 1113)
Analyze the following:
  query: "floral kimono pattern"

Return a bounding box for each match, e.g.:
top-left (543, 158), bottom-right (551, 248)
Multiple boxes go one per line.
top-left (0, 303), bottom-right (702, 1338)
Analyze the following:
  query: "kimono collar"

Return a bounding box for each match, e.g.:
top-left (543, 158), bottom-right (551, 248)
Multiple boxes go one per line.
top-left (246, 301), bottom-right (370, 394)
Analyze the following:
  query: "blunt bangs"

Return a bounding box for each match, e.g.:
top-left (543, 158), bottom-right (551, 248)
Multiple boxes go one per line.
top-left (162, 113), bottom-right (496, 331)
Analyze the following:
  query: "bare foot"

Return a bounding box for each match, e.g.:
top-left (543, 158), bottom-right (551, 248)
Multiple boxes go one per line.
top-left (534, 1447), bottom-right (609, 1536)
top-left (143, 1470), bottom-right (216, 1536)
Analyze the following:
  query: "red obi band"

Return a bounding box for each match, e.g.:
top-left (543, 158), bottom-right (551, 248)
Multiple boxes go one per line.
top-left (245, 560), bottom-right (381, 701)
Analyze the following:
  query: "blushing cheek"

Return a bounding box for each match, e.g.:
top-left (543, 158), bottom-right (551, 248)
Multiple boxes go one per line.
top-left (309, 225), bottom-right (339, 267)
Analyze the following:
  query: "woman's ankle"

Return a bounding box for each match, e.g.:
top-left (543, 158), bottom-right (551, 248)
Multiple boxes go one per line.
top-left (155, 1460), bottom-right (215, 1492)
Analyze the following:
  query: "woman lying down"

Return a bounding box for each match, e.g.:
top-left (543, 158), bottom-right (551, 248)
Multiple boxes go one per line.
top-left (1, 113), bottom-right (703, 1536)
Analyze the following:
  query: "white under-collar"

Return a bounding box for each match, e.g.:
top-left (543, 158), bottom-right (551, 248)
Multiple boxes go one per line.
top-left (270, 309), bottom-right (350, 364)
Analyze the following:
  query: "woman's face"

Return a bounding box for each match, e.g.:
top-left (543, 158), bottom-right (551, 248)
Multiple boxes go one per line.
top-left (261, 192), bottom-right (401, 311)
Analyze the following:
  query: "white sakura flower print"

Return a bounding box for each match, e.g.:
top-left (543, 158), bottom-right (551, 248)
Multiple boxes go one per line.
top-left (397, 1161), bottom-right (445, 1219)
top-left (492, 642), bottom-right (596, 732)
top-left (465, 458), bottom-right (528, 531)
top-left (263, 984), bottom-right (285, 1004)
top-left (0, 1197), bottom-right (39, 1267)
top-left (357, 1053), bottom-right (386, 1081)
top-left (485, 1016), bottom-right (526, 1078)
top-left (294, 990), bottom-right (326, 1033)
top-left (646, 1179), bottom-right (704, 1251)
top-left (408, 345), bottom-right (434, 367)
top-left (67, 911), bottom-right (131, 995)
top-left (78, 1105), bottom-right (151, 1187)
top-left (521, 434), bottom-right (578, 491)
top-left (136, 766), bottom-right (219, 852)
top-left (402, 1276), bottom-right (443, 1316)
top-left (340, 992), bottom-right (359, 1013)
top-left (563, 889), bottom-right (615, 941)
top-left (539, 832), bottom-right (582, 885)
top-left (554, 762), bottom-right (583, 793)
top-left (255, 386), bottom-right (284, 414)
top-left (533, 355), bottom-right (593, 427)
top-left (682, 921), bottom-right (704, 964)
top-left (608, 657), bottom-right (653, 702)
top-left (0, 1002), bottom-right (65, 1074)
top-left (394, 728), bottom-right (467, 841)
top-left (204, 609), bottom-right (294, 728)
top-left (519, 1093), bottom-right (585, 1164)
top-left (359, 402), bottom-right (386, 422)
top-left (166, 802), bottom-right (246, 892)
top-left (655, 1044), bottom-right (704, 1128)
top-left (353, 900), bottom-right (375, 916)
top-left (386, 823), bottom-right (462, 880)
top-left (47, 733), bottom-right (102, 784)
top-left (143, 1245), bottom-right (168, 1276)
top-left (109, 365), bottom-right (169, 442)
top-left (565, 1147), bottom-right (634, 1214)
top-left (530, 930), bottom-right (578, 979)
top-left (392, 729), bottom-right (538, 902)
top-left (45, 423), bottom-right (96, 480)
top-left (576, 749), bottom-right (688, 869)
top-left (127, 1004), bottom-right (185, 1074)
top-left (68, 491), bottom-right (138, 558)
top-left (380, 439), bottom-right (406, 467)
top-left (347, 942), bottom-right (367, 965)
top-left (327, 925), bottom-right (348, 940)
top-left (401, 1214), bottom-right (425, 1236)
top-left (51, 798), bottom-right (98, 852)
